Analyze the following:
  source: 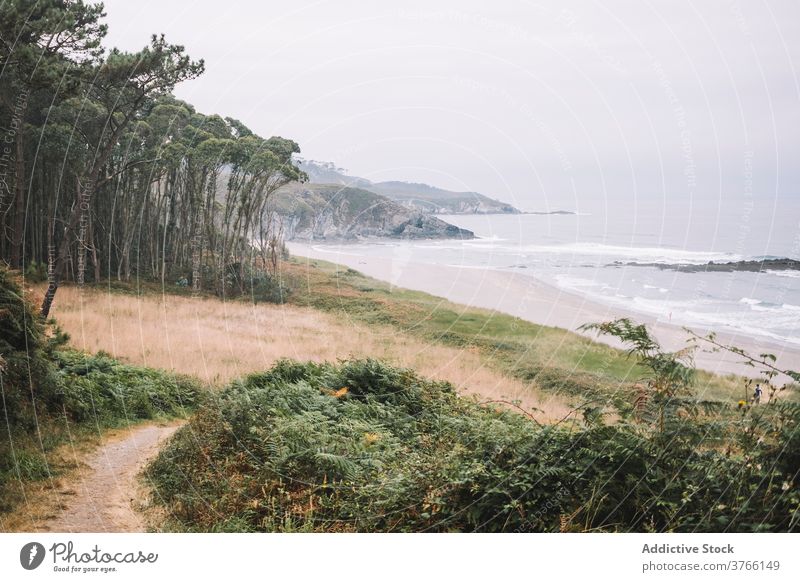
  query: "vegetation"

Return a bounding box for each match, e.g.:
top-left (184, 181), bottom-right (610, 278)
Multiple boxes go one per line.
top-left (4, 252), bottom-right (797, 532)
top-left (295, 159), bottom-right (521, 214)
top-left (280, 258), bottom-right (742, 407)
top-left (0, 0), bottom-right (303, 318)
top-left (147, 355), bottom-right (799, 532)
top-left (38, 283), bottom-right (572, 423)
top-left (44, 257), bottom-right (748, 412)
top-left (140, 269), bottom-right (798, 532)
top-left (0, 268), bottom-right (202, 513)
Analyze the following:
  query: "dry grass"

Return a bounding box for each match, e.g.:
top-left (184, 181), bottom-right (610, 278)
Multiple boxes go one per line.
top-left (43, 286), bottom-right (573, 423)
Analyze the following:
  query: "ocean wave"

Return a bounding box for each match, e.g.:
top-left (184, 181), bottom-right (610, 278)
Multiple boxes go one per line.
top-left (739, 298), bottom-right (800, 313)
top-left (681, 310), bottom-right (800, 345)
top-left (768, 270), bottom-right (800, 279)
top-left (554, 281), bottom-right (800, 346)
top-left (445, 241), bottom-right (747, 265)
top-left (643, 284), bottom-right (669, 293)
top-left (469, 235), bottom-right (507, 243)
top-left (344, 240), bottom-right (793, 271)
top-left (553, 274), bottom-right (605, 289)
top-left (533, 243), bottom-right (743, 264)
top-left (632, 297), bottom-right (800, 344)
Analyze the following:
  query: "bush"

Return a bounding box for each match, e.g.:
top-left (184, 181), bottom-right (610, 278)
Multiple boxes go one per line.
top-left (23, 261), bottom-right (48, 283)
top-left (1, 348), bottom-right (204, 514)
top-left (146, 358), bottom-right (799, 532)
top-left (53, 351), bottom-right (202, 422)
top-left (0, 267), bottom-right (62, 426)
top-left (249, 273), bottom-right (290, 304)
top-left (219, 262), bottom-right (290, 304)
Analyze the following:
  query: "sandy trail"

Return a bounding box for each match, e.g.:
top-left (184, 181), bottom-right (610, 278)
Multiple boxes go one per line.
top-left (34, 422), bottom-right (181, 533)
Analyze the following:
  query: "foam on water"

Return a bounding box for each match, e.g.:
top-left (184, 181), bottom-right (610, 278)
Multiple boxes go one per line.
top-left (768, 270), bottom-right (800, 279)
top-left (550, 275), bottom-right (800, 345)
top-left (552, 274), bottom-right (606, 289)
top-left (523, 242), bottom-right (743, 264)
top-left (422, 240), bottom-right (747, 265)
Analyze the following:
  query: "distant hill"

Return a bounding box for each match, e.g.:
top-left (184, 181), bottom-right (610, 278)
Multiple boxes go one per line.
top-left (295, 159), bottom-right (521, 215)
top-left (272, 182), bottom-right (474, 241)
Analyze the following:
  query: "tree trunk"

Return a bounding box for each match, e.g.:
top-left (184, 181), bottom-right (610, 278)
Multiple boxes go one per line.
top-left (89, 212), bottom-right (100, 282)
top-left (191, 200), bottom-right (204, 293)
top-left (40, 114), bottom-right (129, 317)
top-left (75, 176), bottom-right (88, 286)
top-left (10, 131), bottom-right (25, 268)
top-left (41, 173), bottom-right (97, 317)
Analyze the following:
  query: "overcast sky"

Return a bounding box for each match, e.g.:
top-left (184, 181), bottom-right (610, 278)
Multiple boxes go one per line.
top-left (100, 0), bottom-right (799, 211)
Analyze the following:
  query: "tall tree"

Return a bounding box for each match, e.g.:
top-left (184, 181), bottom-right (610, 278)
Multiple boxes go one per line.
top-left (40, 35), bottom-right (204, 316)
top-left (0, 0), bottom-right (106, 268)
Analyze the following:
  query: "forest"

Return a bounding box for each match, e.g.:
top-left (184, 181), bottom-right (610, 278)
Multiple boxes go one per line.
top-left (1, 0), bottom-right (303, 317)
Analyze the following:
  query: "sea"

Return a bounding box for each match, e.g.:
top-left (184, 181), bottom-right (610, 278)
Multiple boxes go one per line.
top-left (305, 196), bottom-right (800, 347)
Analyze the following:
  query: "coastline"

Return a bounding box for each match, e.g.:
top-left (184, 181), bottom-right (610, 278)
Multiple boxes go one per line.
top-left (288, 241), bottom-right (800, 380)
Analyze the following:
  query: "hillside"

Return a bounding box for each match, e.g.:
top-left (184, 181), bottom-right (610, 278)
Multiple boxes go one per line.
top-left (367, 180), bottom-right (520, 214)
top-left (272, 182), bottom-right (474, 240)
top-left (295, 159), bottom-right (521, 214)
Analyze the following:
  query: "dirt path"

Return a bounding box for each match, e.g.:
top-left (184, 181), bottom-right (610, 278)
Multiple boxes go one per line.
top-left (32, 422), bottom-right (182, 533)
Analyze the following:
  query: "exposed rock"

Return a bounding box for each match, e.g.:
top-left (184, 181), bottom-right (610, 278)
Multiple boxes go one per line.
top-left (614, 257), bottom-right (800, 273)
top-left (272, 183), bottom-right (474, 241)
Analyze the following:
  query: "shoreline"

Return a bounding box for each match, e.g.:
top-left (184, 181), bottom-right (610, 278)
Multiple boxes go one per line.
top-left (288, 241), bottom-right (800, 380)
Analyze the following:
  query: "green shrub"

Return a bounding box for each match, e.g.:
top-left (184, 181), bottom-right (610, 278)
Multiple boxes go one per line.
top-left (23, 261), bottom-right (48, 283)
top-left (219, 263), bottom-right (290, 304)
top-left (249, 273), bottom-right (290, 304)
top-left (7, 451), bottom-right (51, 482)
top-left (0, 267), bottom-right (62, 426)
top-left (54, 350), bottom-right (203, 422)
top-left (146, 358), bottom-right (799, 532)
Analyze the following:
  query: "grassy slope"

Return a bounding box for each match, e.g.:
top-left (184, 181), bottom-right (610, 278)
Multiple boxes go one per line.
top-left (46, 284), bottom-right (574, 421)
top-left (45, 255), bottom-right (749, 410)
top-left (141, 259), bottom-right (799, 533)
top-left (8, 258), bottom-right (795, 532)
top-left (280, 258), bottom-right (743, 408)
top-left (147, 358), bottom-right (800, 532)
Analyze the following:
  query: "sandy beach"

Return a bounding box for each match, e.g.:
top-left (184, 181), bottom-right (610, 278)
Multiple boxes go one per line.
top-left (289, 241), bottom-right (800, 380)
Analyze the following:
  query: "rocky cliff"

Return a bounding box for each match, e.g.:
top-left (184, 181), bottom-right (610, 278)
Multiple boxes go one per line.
top-left (272, 183), bottom-right (474, 241)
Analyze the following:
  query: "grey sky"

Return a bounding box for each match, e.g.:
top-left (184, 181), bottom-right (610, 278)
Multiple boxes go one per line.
top-left (100, 0), bottom-right (799, 211)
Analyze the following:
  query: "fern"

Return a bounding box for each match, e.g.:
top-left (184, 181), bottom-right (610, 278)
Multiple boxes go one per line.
top-left (144, 357), bottom-right (800, 533)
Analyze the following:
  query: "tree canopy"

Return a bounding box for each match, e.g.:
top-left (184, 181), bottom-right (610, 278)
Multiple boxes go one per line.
top-left (0, 0), bottom-right (305, 315)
